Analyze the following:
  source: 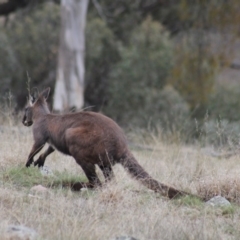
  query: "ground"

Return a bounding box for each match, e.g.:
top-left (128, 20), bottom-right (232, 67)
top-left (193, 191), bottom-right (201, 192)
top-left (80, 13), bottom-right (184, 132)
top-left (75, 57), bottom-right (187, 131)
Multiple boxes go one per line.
top-left (1, 124), bottom-right (240, 239)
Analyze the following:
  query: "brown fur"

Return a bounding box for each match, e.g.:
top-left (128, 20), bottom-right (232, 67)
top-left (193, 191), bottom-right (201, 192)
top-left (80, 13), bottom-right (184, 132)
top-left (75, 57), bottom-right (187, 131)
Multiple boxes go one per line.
top-left (22, 88), bottom-right (194, 199)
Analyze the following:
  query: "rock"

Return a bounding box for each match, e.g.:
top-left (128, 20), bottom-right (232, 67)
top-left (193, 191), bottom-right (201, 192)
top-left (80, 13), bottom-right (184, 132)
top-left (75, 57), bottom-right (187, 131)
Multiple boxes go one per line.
top-left (206, 195), bottom-right (231, 207)
top-left (40, 166), bottom-right (54, 176)
top-left (111, 236), bottom-right (139, 240)
top-left (6, 225), bottom-right (37, 240)
top-left (30, 184), bottom-right (49, 195)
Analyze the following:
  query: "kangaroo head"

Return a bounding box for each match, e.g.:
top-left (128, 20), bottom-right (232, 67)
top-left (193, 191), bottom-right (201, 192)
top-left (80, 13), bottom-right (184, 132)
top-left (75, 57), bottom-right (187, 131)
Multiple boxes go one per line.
top-left (22, 87), bottom-right (50, 127)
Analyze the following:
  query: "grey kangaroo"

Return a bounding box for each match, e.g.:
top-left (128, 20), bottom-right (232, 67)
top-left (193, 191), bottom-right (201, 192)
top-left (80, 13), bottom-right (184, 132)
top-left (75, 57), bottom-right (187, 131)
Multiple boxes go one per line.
top-left (22, 87), bottom-right (192, 199)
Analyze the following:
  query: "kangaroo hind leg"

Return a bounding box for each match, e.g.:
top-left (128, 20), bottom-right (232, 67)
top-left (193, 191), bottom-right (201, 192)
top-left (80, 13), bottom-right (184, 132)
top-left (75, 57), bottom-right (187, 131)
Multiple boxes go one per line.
top-left (99, 164), bottom-right (114, 183)
top-left (72, 160), bottom-right (102, 191)
top-left (81, 162), bottom-right (102, 187)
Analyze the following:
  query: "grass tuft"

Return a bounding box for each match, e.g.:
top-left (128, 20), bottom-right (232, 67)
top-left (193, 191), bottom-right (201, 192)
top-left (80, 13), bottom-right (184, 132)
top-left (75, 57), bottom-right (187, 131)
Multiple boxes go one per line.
top-left (174, 195), bottom-right (204, 207)
top-left (221, 205), bottom-right (235, 216)
top-left (197, 176), bottom-right (240, 204)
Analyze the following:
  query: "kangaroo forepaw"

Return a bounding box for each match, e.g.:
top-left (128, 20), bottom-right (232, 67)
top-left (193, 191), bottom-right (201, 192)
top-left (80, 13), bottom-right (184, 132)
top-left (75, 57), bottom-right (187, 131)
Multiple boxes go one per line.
top-left (34, 157), bottom-right (45, 168)
top-left (26, 160), bottom-right (33, 167)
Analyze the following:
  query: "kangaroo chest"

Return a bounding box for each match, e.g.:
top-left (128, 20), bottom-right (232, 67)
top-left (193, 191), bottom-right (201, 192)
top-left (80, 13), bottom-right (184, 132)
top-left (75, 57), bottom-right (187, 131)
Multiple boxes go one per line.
top-left (47, 136), bottom-right (70, 155)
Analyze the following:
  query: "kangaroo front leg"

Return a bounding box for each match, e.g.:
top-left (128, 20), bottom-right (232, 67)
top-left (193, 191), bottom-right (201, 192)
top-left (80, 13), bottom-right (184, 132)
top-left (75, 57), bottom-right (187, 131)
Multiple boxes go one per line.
top-left (34, 146), bottom-right (55, 167)
top-left (26, 142), bottom-right (45, 167)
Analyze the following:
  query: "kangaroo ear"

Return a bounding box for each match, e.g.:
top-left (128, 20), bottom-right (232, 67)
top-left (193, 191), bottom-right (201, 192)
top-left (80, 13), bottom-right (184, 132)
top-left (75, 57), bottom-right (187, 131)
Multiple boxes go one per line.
top-left (41, 87), bottom-right (50, 100)
top-left (29, 87), bottom-right (39, 105)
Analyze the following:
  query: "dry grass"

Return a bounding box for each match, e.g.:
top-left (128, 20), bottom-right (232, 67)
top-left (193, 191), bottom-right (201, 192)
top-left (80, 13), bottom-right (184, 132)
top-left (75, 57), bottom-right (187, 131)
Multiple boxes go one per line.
top-left (1, 123), bottom-right (240, 239)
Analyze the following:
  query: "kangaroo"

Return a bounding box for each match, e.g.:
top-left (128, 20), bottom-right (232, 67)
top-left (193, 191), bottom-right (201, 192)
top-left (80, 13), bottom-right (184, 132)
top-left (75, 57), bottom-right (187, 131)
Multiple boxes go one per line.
top-left (22, 87), bottom-right (191, 199)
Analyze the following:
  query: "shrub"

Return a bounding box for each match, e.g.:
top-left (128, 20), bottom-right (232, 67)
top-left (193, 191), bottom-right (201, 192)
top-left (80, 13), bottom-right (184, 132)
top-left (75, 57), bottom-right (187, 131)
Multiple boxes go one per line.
top-left (0, 3), bottom-right (60, 109)
top-left (195, 85), bottom-right (240, 147)
top-left (105, 17), bottom-right (176, 128)
top-left (85, 18), bottom-right (119, 111)
top-left (170, 31), bottom-right (218, 118)
top-left (200, 118), bottom-right (240, 148)
top-left (208, 85), bottom-right (240, 122)
top-left (146, 85), bottom-right (191, 132)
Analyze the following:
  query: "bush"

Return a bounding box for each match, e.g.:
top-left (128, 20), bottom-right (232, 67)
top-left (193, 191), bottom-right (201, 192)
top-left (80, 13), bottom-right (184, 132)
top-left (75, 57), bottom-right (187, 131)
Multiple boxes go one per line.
top-left (200, 119), bottom-right (240, 149)
top-left (170, 31), bottom-right (218, 118)
top-left (108, 84), bottom-right (191, 134)
top-left (208, 85), bottom-right (240, 122)
top-left (85, 18), bottom-right (119, 111)
top-left (198, 85), bottom-right (240, 147)
top-left (0, 3), bottom-right (60, 109)
top-left (105, 17), bottom-right (175, 128)
top-left (145, 85), bottom-right (191, 132)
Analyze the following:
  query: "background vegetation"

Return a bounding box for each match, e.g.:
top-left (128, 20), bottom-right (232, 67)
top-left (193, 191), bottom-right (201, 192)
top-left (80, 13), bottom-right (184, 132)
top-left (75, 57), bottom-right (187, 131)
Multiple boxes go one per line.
top-left (1, 2), bottom-right (240, 239)
top-left (0, 0), bottom-right (240, 146)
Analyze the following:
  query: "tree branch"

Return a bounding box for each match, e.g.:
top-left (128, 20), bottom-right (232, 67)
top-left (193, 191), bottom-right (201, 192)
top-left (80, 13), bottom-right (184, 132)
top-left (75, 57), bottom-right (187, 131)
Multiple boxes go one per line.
top-left (92, 0), bottom-right (106, 22)
top-left (0, 0), bottom-right (60, 16)
top-left (0, 0), bottom-right (30, 16)
top-left (140, 0), bottom-right (168, 13)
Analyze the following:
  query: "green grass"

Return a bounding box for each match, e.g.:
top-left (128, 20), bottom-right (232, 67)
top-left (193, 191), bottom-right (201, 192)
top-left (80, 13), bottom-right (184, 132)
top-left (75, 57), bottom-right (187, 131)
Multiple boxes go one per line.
top-left (174, 195), bottom-right (204, 207)
top-left (0, 165), bottom-right (88, 190)
top-left (221, 205), bottom-right (235, 216)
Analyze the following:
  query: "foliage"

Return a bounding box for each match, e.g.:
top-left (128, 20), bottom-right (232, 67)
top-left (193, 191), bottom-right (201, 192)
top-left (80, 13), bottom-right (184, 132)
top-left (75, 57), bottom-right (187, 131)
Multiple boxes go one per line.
top-left (195, 85), bottom-right (240, 147)
top-left (208, 86), bottom-right (240, 122)
top-left (0, 3), bottom-right (60, 109)
top-left (147, 85), bottom-right (191, 133)
top-left (169, 31), bottom-right (218, 118)
top-left (178, 0), bottom-right (240, 32)
top-left (200, 119), bottom-right (240, 148)
top-left (105, 17), bottom-right (180, 128)
top-left (88, 0), bottom-right (144, 43)
top-left (0, 0), bottom-right (240, 136)
top-left (85, 18), bottom-right (119, 111)
top-left (168, 0), bottom-right (240, 118)
top-left (174, 195), bottom-right (203, 207)
top-left (152, 0), bottom-right (240, 34)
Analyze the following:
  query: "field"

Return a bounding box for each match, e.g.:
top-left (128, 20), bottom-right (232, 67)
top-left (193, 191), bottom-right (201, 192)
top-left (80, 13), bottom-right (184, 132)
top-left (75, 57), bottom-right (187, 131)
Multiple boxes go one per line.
top-left (1, 122), bottom-right (240, 240)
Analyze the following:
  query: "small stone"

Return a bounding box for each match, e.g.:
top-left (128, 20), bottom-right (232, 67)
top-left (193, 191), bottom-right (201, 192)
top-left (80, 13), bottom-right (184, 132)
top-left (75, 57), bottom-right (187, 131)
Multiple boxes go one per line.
top-left (7, 225), bottom-right (37, 240)
top-left (40, 166), bottom-right (54, 176)
top-left (206, 195), bottom-right (231, 207)
top-left (30, 184), bottom-right (49, 194)
top-left (111, 236), bottom-right (139, 240)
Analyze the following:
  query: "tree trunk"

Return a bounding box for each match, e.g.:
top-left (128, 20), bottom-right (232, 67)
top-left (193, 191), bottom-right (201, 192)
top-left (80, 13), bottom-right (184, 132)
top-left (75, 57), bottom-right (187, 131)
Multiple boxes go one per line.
top-left (53, 0), bottom-right (89, 111)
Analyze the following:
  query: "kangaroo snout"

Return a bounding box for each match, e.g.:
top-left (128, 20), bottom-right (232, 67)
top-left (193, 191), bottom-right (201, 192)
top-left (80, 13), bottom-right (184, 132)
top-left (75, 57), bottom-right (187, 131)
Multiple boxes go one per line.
top-left (22, 117), bottom-right (33, 127)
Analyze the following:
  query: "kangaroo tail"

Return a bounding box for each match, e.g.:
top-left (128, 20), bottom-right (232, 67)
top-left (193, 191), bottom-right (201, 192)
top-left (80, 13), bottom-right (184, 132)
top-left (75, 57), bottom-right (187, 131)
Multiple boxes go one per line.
top-left (120, 152), bottom-right (196, 199)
